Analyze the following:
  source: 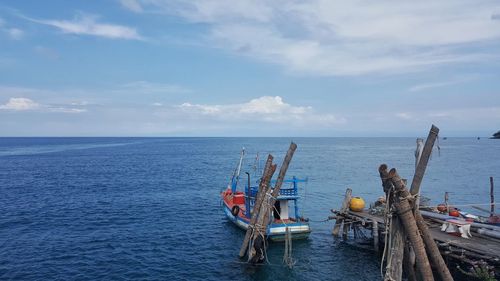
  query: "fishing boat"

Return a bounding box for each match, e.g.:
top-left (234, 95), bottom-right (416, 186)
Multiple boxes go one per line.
top-left (221, 149), bottom-right (311, 241)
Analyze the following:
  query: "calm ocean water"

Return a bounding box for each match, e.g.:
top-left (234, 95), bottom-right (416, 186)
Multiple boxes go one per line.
top-left (0, 137), bottom-right (499, 280)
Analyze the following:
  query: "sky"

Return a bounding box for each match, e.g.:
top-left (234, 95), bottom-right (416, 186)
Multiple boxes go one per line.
top-left (0, 0), bottom-right (499, 137)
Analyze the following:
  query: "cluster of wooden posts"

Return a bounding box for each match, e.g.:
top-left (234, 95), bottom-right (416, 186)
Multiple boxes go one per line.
top-left (238, 142), bottom-right (297, 263)
top-left (331, 125), bottom-right (500, 280)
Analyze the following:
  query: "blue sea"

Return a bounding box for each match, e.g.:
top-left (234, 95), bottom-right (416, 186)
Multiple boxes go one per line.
top-left (0, 137), bottom-right (499, 280)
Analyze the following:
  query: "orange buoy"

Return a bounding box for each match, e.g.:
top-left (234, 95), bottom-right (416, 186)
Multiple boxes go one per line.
top-left (349, 197), bottom-right (365, 212)
top-left (449, 209), bottom-right (460, 217)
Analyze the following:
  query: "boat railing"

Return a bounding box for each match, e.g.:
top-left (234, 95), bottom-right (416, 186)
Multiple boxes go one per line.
top-left (245, 177), bottom-right (307, 199)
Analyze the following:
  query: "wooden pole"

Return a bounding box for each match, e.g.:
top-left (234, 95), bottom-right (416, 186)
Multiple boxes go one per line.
top-left (415, 211), bottom-right (454, 281)
top-left (342, 220), bottom-right (349, 240)
top-left (390, 168), bottom-right (454, 281)
top-left (445, 191), bottom-right (449, 213)
top-left (272, 142), bottom-right (298, 196)
top-left (333, 188), bottom-right (352, 236)
top-left (491, 177), bottom-right (495, 217)
top-left (379, 164), bottom-right (404, 281)
top-left (386, 217), bottom-right (404, 281)
top-left (248, 142), bottom-right (297, 263)
top-left (260, 142), bottom-right (297, 232)
top-left (247, 163), bottom-right (277, 263)
top-left (393, 198), bottom-right (434, 281)
top-left (410, 124), bottom-right (439, 198)
top-left (403, 244), bottom-right (417, 281)
top-left (372, 221), bottom-right (379, 253)
top-left (238, 155), bottom-right (276, 258)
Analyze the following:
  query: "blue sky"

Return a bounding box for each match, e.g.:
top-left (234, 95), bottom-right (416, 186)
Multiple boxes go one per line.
top-left (0, 0), bottom-right (499, 136)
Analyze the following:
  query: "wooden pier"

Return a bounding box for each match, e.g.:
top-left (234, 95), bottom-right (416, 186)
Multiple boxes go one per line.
top-left (331, 207), bottom-right (500, 279)
top-left (331, 125), bottom-right (499, 280)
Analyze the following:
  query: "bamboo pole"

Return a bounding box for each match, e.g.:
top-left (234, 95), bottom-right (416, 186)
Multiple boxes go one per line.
top-left (333, 188), bottom-right (352, 236)
top-left (238, 155), bottom-right (276, 258)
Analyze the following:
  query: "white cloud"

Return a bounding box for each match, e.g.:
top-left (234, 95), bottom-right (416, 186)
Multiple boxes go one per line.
top-left (48, 107), bottom-right (87, 113)
top-left (408, 75), bottom-right (479, 92)
top-left (120, 81), bottom-right (191, 94)
top-left (7, 28), bottom-right (23, 40)
top-left (409, 81), bottom-right (460, 92)
top-left (0, 18), bottom-right (24, 40)
top-left (120, 0), bottom-right (143, 13)
top-left (178, 96), bottom-right (344, 125)
top-left (28, 14), bottom-right (142, 40)
top-left (396, 112), bottom-right (412, 120)
top-left (0, 97), bottom-right (39, 111)
top-left (123, 0), bottom-right (500, 76)
top-left (0, 96), bottom-right (87, 113)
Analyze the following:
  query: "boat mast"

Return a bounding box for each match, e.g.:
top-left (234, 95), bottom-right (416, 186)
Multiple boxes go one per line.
top-left (231, 147), bottom-right (245, 192)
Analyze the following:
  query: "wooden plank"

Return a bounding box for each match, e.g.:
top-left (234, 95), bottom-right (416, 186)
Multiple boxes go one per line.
top-left (428, 226), bottom-right (500, 259)
top-left (346, 210), bottom-right (384, 224)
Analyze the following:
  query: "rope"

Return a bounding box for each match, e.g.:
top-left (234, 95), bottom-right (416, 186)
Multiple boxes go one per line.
top-left (380, 187), bottom-right (394, 281)
top-left (308, 218), bottom-right (333, 223)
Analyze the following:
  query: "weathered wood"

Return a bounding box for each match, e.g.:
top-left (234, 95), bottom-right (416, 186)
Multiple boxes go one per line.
top-left (385, 217), bottom-right (404, 281)
top-left (415, 210), bottom-right (454, 281)
top-left (239, 155), bottom-right (275, 258)
top-left (342, 219), bottom-right (349, 240)
top-left (403, 243), bottom-right (417, 281)
top-left (247, 163), bottom-right (277, 263)
top-left (491, 177), bottom-right (495, 216)
top-left (260, 142), bottom-right (297, 235)
top-left (379, 164), bottom-right (394, 195)
top-left (391, 168), bottom-right (454, 281)
top-left (372, 221), bottom-right (379, 253)
top-left (272, 142), bottom-right (298, 196)
top-left (394, 198), bottom-right (434, 281)
top-left (248, 142), bottom-right (297, 263)
top-left (445, 191), bottom-right (450, 213)
top-left (379, 164), bottom-right (404, 281)
top-left (338, 209), bottom-right (500, 264)
top-left (410, 124), bottom-right (439, 197)
top-left (333, 188), bottom-right (352, 236)
top-left (415, 138), bottom-right (424, 171)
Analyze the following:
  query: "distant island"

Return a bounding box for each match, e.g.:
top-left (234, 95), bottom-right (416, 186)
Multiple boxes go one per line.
top-left (492, 130), bottom-right (500, 139)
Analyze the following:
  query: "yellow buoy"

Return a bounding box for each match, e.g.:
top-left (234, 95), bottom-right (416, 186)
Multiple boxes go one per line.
top-left (349, 197), bottom-right (365, 212)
